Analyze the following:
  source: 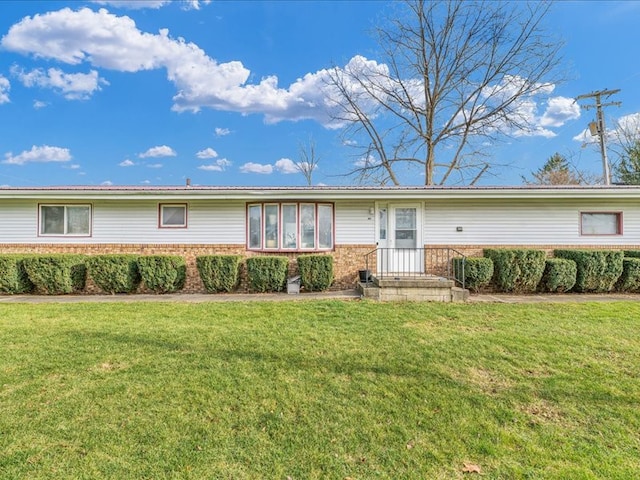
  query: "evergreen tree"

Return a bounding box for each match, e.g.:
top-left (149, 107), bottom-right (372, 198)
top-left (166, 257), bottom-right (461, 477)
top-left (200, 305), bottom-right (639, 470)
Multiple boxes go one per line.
top-left (523, 153), bottom-right (583, 185)
top-left (613, 140), bottom-right (640, 185)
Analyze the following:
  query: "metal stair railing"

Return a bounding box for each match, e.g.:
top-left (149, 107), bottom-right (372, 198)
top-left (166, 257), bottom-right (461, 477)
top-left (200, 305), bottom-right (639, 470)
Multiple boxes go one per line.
top-left (363, 247), bottom-right (466, 289)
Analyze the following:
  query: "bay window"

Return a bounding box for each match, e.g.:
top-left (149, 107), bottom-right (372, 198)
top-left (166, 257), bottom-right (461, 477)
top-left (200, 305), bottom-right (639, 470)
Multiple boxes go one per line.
top-left (247, 202), bottom-right (334, 251)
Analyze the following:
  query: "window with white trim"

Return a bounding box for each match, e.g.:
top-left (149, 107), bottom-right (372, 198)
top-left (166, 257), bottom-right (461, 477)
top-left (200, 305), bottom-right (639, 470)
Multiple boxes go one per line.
top-left (580, 212), bottom-right (622, 236)
top-left (39, 205), bottom-right (91, 236)
top-left (159, 204), bottom-right (187, 228)
top-left (247, 202), bottom-right (334, 251)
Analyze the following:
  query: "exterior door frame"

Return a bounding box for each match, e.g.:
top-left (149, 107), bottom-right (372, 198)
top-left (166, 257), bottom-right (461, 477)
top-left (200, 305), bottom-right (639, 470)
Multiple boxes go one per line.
top-left (375, 202), bottom-right (424, 275)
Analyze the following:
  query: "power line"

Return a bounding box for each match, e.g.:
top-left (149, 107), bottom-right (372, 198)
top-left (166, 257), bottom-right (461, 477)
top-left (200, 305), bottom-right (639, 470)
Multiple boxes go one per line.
top-left (575, 88), bottom-right (621, 185)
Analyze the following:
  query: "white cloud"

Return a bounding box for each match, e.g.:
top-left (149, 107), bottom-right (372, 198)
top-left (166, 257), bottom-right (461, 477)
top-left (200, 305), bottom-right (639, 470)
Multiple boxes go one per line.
top-left (146, 163), bottom-right (163, 168)
top-left (101, 180), bottom-right (113, 185)
top-left (0, 9), bottom-right (570, 136)
top-left (119, 159), bottom-right (135, 166)
top-left (198, 158), bottom-right (231, 171)
top-left (215, 127), bottom-right (231, 136)
top-left (573, 127), bottom-right (594, 144)
top-left (354, 154), bottom-right (379, 168)
top-left (448, 75), bottom-right (575, 139)
top-left (33, 100), bottom-right (47, 109)
top-left (3, 145), bottom-right (72, 165)
top-left (0, 75), bottom-right (9, 104)
top-left (181, 0), bottom-right (211, 10)
top-left (615, 112), bottom-right (640, 134)
top-left (196, 147), bottom-right (218, 159)
top-left (574, 111), bottom-right (640, 145)
top-left (240, 162), bottom-right (273, 174)
top-left (141, 179), bottom-right (151, 184)
top-left (11, 65), bottom-right (107, 100)
top-left (0, 10), bottom-right (383, 126)
top-left (540, 96), bottom-right (581, 128)
top-left (274, 158), bottom-right (299, 174)
top-left (198, 164), bottom-right (222, 172)
top-left (64, 164), bottom-right (81, 169)
top-left (139, 145), bottom-right (176, 158)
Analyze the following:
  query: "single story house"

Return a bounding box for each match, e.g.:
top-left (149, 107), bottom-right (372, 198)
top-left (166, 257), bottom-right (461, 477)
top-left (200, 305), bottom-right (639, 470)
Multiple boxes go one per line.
top-left (1, 184), bottom-right (638, 293)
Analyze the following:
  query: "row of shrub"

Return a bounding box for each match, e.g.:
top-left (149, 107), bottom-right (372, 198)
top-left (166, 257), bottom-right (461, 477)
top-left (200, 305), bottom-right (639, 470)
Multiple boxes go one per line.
top-left (454, 249), bottom-right (640, 294)
top-left (0, 254), bottom-right (334, 295)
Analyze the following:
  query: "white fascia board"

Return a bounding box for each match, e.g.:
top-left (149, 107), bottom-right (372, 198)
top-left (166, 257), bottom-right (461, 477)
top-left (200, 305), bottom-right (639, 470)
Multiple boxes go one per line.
top-left (2, 186), bottom-right (640, 201)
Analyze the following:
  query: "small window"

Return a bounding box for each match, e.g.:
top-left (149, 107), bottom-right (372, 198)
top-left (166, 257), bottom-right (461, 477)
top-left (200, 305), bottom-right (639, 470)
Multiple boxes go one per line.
top-left (581, 212), bottom-right (622, 236)
top-left (40, 205), bottom-right (91, 236)
top-left (379, 207), bottom-right (387, 240)
top-left (159, 204), bottom-right (187, 228)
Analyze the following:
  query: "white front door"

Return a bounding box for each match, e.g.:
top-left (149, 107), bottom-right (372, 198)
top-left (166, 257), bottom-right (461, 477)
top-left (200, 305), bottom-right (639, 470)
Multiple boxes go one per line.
top-left (376, 204), bottom-right (424, 275)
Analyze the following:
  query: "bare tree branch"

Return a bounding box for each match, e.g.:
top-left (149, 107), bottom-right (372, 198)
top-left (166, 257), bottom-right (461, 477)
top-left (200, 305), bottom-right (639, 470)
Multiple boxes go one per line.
top-left (296, 137), bottom-right (321, 186)
top-left (327, 0), bottom-right (564, 185)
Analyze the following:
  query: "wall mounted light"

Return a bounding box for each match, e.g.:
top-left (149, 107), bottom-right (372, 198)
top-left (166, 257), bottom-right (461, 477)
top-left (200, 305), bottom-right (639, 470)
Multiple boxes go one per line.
top-left (456, 226), bottom-right (463, 232)
top-left (369, 207), bottom-right (375, 216)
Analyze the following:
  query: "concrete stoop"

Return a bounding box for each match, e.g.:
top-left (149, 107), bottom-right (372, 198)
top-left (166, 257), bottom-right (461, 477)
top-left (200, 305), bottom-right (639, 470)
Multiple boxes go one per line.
top-left (357, 276), bottom-right (469, 302)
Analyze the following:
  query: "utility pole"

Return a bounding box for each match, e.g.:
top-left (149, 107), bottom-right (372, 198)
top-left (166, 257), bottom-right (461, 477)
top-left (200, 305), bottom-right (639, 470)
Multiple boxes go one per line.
top-left (575, 89), bottom-right (621, 185)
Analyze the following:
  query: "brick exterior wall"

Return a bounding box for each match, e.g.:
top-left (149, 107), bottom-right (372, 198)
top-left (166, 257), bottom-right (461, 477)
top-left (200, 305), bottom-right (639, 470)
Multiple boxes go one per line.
top-left (0, 243), bottom-right (376, 294)
top-left (429, 244), bottom-right (640, 257)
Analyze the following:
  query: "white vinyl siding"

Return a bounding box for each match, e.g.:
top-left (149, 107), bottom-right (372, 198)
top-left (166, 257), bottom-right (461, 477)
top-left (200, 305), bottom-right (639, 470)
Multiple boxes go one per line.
top-left (94, 200), bottom-right (246, 244)
top-left (423, 200), bottom-right (639, 246)
top-left (0, 200), bottom-right (245, 244)
top-left (334, 201), bottom-right (376, 244)
top-left (1, 196), bottom-right (639, 248)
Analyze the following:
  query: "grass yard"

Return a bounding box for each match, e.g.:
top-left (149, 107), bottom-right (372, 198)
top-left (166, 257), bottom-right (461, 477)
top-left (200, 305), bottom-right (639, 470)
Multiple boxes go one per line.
top-left (1, 300), bottom-right (639, 479)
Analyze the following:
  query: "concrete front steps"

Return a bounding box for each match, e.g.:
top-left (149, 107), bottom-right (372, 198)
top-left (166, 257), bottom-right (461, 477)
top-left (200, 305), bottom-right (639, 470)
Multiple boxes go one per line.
top-left (357, 276), bottom-right (469, 302)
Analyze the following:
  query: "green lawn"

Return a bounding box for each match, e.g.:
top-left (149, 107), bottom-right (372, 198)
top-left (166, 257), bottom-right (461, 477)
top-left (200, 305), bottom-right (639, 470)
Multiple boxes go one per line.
top-left (1, 300), bottom-right (639, 479)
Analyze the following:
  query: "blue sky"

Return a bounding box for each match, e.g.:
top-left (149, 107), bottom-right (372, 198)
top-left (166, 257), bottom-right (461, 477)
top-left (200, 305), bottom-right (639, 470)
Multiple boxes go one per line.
top-left (1, 0), bottom-right (639, 187)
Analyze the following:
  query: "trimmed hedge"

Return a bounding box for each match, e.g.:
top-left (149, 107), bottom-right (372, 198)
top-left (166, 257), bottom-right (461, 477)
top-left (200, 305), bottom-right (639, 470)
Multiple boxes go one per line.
top-left (538, 258), bottom-right (576, 293)
top-left (483, 249), bottom-right (546, 293)
top-left (137, 255), bottom-right (186, 294)
top-left (624, 250), bottom-right (640, 259)
top-left (297, 254), bottom-right (334, 292)
top-left (87, 255), bottom-right (141, 294)
top-left (246, 256), bottom-right (289, 293)
top-left (554, 250), bottom-right (623, 293)
top-left (196, 255), bottom-right (243, 293)
top-left (616, 257), bottom-right (640, 292)
top-left (452, 257), bottom-right (493, 292)
top-left (0, 255), bottom-right (35, 294)
top-left (22, 255), bottom-right (87, 295)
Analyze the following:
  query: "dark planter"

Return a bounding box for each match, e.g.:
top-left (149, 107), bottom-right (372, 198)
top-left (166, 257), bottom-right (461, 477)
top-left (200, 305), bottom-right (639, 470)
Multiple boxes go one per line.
top-left (358, 269), bottom-right (372, 283)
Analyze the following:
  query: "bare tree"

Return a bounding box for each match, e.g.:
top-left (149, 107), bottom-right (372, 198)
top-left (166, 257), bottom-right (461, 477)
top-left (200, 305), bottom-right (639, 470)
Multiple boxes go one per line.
top-left (328, 0), bottom-right (563, 185)
top-left (296, 137), bottom-right (321, 186)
